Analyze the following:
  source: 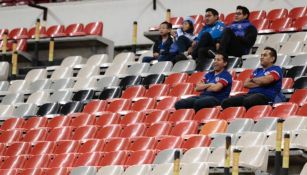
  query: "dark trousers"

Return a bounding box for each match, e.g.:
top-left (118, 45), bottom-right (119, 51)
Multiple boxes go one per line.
top-left (176, 35), bottom-right (192, 53)
top-left (219, 28), bottom-right (247, 57)
top-left (175, 95), bottom-right (220, 112)
top-left (142, 55), bottom-right (173, 63)
top-left (221, 93), bottom-right (270, 109)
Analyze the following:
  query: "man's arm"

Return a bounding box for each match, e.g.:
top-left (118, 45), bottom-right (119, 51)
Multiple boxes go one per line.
top-left (244, 78), bottom-right (259, 88)
top-left (195, 80), bottom-right (210, 92)
top-left (236, 26), bottom-right (257, 48)
top-left (206, 82), bottom-right (224, 92)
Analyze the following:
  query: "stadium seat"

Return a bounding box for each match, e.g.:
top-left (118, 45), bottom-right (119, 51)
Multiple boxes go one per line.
top-left (300, 163), bottom-right (307, 175)
top-left (167, 83), bottom-right (194, 97)
top-left (210, 134), bottom-right (234, 147)
top-left (119, 111), bottom-right (145, 125)
top-left (268, 17), bottom-right (293, 32)
top-left (121, 62), bottom-right (150, 76)
top-left (193, 107), bottom-right (220, 123)
top-left (0, 155), bottom-right (27, 169)
top-left (29, 141), bottom-right (56, 155)
top-left (129, 98), bottom-right (156, 112)
top-left (180, 162), bottom-right (209, 175)
top-left (122, 164), bottom-right (151, 175)
top-left (128, 136), bottom-right (156, 151)
top-left (96, 76), bottom-right (120, 90)
top-left (194, 23), bottom-right (204, 34)
top-left (73, 152), bottom-right (102, 167)
top-left (120, 123), bottom-right (146, 138)
top-left (0, 129), bottom-right (22, 143)
top-left (23, 154), bottom-right (51, 169)
top-left (96, 112), bottom-right (120, 126)
top-left (0, 104), bottom-right (14, 120)
top-left (96, 165), bottom-right (124, 175)
top-left (145, 84), bottom-right (170, 98)
top-left (1, 93), bottom-right (24, 106)
top-left (26, 91), bottom-right (50, 106)
top-left (78, 139), bottom-right (104, 154)
top-left (231, 80), bottom-right (244, 95)
top-left (48, 153), bottom-right (76, 168)
top-left (291, 16), bottom-right (307, 31)
top-left (141, 74), bottom-right (165, 87)
top-left (279, 41), bottom-right (303, 55)
top-left (28, 25), bottom-right (47, 38)
top-left (283, 116), bottom-right (307, 131)
top-left (23, 128), bottom-right (48, 142)
top-left (190, 14), bottom-right (204, 24)
top-left (217, 106), bottom-right (246, 121)
top-left (199, 120), bottom-right (228, 135)
top-left (187, 72), bottom-right (205, 84)
top-left (60, 101), bottom-right (83, 115)
top-left (36, 103), bottom-right (61, 116)
top-left (121, 85), bottom-right (146, 99)
top-left (145, 121), bottom-right (172, 137)
top-left (181, 135), bottom-right (211, 150)
top-left (244, 105), bottom-right (272, 120)
top-left (99, 87), bottom-right (122, 100)
top-left (224, 12), bottom-right (236, 25)
top-left (0, 80), bottom-right (29, 95)
top-left (297, 103), bottom-right (307, 116)
top-left (282, 77), bottom-right (294, 89)
top-left (270, 102), bottom-right (299, 118)
top-left (8, 27), bottom-right (28, 39)
top-left (19, 169), bottom-right (43, 175)
top-left (3, 142), bottom-right (30, 156)
top-left (153, 149), bottom-right (183, 164)
top-left (125, 149), bottom-right (156, 166)
top-left (155, 136), bottom-right (183, 151)
top-left (144, 110), bottom-right (170, 124)
top-left (164, 72), bottom-right (188, 86)
top-left (169, 60), bottom-right (196, 73)
top-left (75, 65), bottom-right (100, 79)
top-left (235, 132), bottom-right (267, 147)
top-left (150, 163), bottom-right (173, 175)
top-left (147, 61), bottom-right (173, 75)
top-left (69, 113), bottom-right (96, 127)
top-left (99, 150), bottom-right (128, 166)
top-left (50, 67), bottom-right (74, 80)
top-left (76, 53), bottom-right (108, 68)
top-left (285, 65), bottom-right (307, 79)
top-left (46, 115), bottom-right (71, 128)
top-left (155, 97), bottom-right (178, 111)
top-left (95, 124), bottom-right (122, 139)
top-left (72, 125), bottom-right (98, 140)
top-left (168, 109), bottom-right (194, 123)
top-left (64, 23), bottom-right (85, 36)
top-left (207, 146), bottom-right (226, 167)
top-left (70, 166), bottom-right (97, 175)
top-left (1, 117), bottom-right (24, 130)
top-left (293, 76), bottom-right (307, 89)
top-left (289, 6), bottom-right (307, 19)
top-left (242, 56), bottom-right (260, 69)
top-left (267, 8), bottom-right (288, 21)
top-left (249, 10), bottom-right (267, 21)
top-left (239, 146), bottom-right (269, 172)
top-left (106, 98), bottom-right (131, 113)
top-left (29, 79), bottom-right (52, 93)
top-left (225, 118), bottom-right (254, 134)
top-left (170, 120), bottom-right (199, 136)
top-left (291, 130), bottom-right (307, 151)
top-left (84, 21), bottom-right (103, 36)
top-left (118, 75), bottom-right (142, 90)
top-left (181, 147), bottom-right (210, 163)
top-left (45, 126), bottom-right (73, 141)
top-left (71, 77), bottom-right (97, 92)
top-left (170, 16), bottom-right (184, 28)
top-left (44, 168), bottom-right (69, 175)
top-left (46, 25), bottom-right (66, 37)
top-left (49, 80), bottom-right (75, 93)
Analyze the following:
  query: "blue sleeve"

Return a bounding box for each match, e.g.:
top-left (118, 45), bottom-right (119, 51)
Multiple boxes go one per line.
top-left (210, 22), bottom-right (225, 40)
top-left (204, 72), bottom-right (210, 82)
top-left (195, 27), bottom-right (207, 42)
top-left (218, 72), bottom-right (232, 86)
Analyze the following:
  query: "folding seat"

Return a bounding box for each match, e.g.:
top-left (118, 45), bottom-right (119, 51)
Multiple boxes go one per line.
top-left (145, 121), bottom-right (172, 137)
top-left (207, 146), bottom-right (226, 167)
top-left (265, 33), bottom-right (290, 46)
top-left (289, 7), bottom-right (307, 19)
top-left (121, 62), bottom-right (150, 76)
top-left (98, 87), bottom-right (122, 100)
top-left (168, 109), bottom-right (194, 123)
top-left (24, 69), bottom-right (47, 83)
top-left (1, 93), bottom-right (23, 106)
top-left (44, 168), bottom-right (69, 175)
top-left (239, 146), bottom-right (269, 172)
top-left (96, 165), bottom-right (124, 175)
top-left (78, 139), bottom-right (104, 154)
top-left (0, 129), bottom-right (22, 143)
top-left (169, 60), bottom-right (196, 73)
top-left (8, 27), bottom-right (28, 39)
top-left (187, 72), bottom-right (205, 84)
top-left (76, 54), bottom-right (108, 68)
top-left (224, 12), bottom-right (236, 25)
top-left (0, 80), bottom-right (29, 95)
top-left (217, 106), bottom-right (246, 121)
top-left (249, 10), bottom-right (266, 21)
top-left (0, 81), bottom-right (9, 91)
top-left (48, 153), bottom-right (76, 168)
top-left (300, 163), bottom-right (307, 175)
top-left (3, 142), bottom-right (31, 156)
top-left (283, 116), bottom-right (307, 131)
top-left (282, 77), bottom-right (294, 89)
top-left (144, 110), bottom-right (170, 124)
top-left (129, 98), bottom-right (155, 112)
top-left (36, 102), bottom-right (60, 116)
top-left (209, 134), bottom-right (235, 148)
top-left (235, 132), bottom-right (266, 148)
top-left (19, 168), bottom-right (43, 175)
top-left (270, 103), bottom-right (299, 118)
top-left (293, 76), bottom-right (307, 89)
top-left (279, 41), bottom-right (303, 56)
top-left (84, 21), bottom-right (103, 36)
top-left (291, 130), bottom-right (307, 150)
top-left (120, 111), bottom-right (145, 125)
top-left (29, 141), bottom-right (56, 155)
top-left (163, 73), bottom-right (188, 86)
top-left (59, 101), bottom-right (83, 115)
top-left (0, 155), bottom-right (27, 169)
top-left (0, 62), bottom-right (9, 81)
top-left (69, 113), bottom-right (96, 127)
top-left (155, 136), bottom-right (183, 151)
top-left (181, 135), bottom-right (211, 150)
top-left (99, 150), bottom-right (128, 166)
top-left (23, 128), bottom-right (48, 142)
top-left (29, 79), bottom-right (52, 93)
top-left (242, 57), bottom-right (260, 69)
top-left (26, 91), bottom-right (50, 106)
top-left (244, 105), bottom-right (272, 120)
top-left (287, 55), bottom-right (307, 67)
top-left (12, 103), bottom-right (38, 118)
top-left (106, 98), bottom-right (131, 113)
top-left (194, 23), bottom-right (204, 35)
top-left (230, 80), bottom-right (244, 95)
top-left (285, 65), bottom-right (307, 79)
top-left (236, 69), bottom-right (253, 82)
top-left (96, 112), bottom-right (120, 126)
top-left (96, 76), bottom-right (120, 90)
top-left (145, 84), bottom-right (170, 98)
top-left (64, 23), bottom-right (84, 36)
top-left (224, 118), bottom-right (254, 134)
top-left (142, 74), bottom-right (165, 88)
top-left (0, 169), bottom-right (18, 175)
top-left (181, 146), bottom-right (210, 164)
top-left (0, 104), bottom-right (14, 120)
top-left (71, 77), bottom-right (97, 92)
top-left (146, 61), bottom-right (173, 75)
top-left (297, 103), bottom-right (307, 116)
top-left (50, 79), bottom-right (75, 92)
top-left (267, 8), bottom-right (288, 21)
top-left (118, 75), bottom-right (142, 90)
top-left (170, 120), bottom-right (198, 136)
top-left (193, 107), bottom-right (220, 123)
top-left (291, 16), bottom-right (307, 31)
top-left (82, 100), bottom-right (107, 114)
top-left (50, 68), bottom-right (74, 80)
top-left (45, 126), bottom-right (73, 141)
top-left (95, 124), bottom-right (122, 139)
top-left (157, 96), bottom-right (181, 110)
top-left (268, 17), bottom-right (293, 32)
top-left (180, 162), bottom-right (209, 175)
top-left (70, 166), bottom-right (97, 175)
top-left (153, 149), bottom-right (183, 164)
top-left (150, 163), bottom-right (173, 175)
top-left (125, 149), bottom-right (156, 166)
top-left (122, 164), bottom-right (151, 175)
top-left (121, 85), bottom-right (146, 99)
top-left (76, 66), bottom-right (100, 79)
top-left (288, 32), bottom-right (307, 43)
top-left (46, 25), bottom-right (66, 37)
top-left (170, 16), bottom-right (184, 28)
top-left (23, 154), bottom-right (51, 169)
top-left (226, 57), bottom-right (242, 70)
top-left (1, 117), bottom-right (24, 130)
top-left (72, 125), bottom-right (98, 140)
top-left (28, 25), bottom-right (47, 38)
top-left (46, 115), bottom-right (71, 128)
top-left (199, 120), bottom-right (228, 135)
top-left (252, 35), bottom-right (268, 47)
top-left (128, 136), bottom-right (156, 151)
top-left (120, 123), bottom-right (146, 138)
top-left (73, 152), bottom-right (102, 167)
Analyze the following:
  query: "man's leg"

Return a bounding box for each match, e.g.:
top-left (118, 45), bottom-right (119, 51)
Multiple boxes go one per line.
top-left (221, 95), bottom-right (246, 109)
top-left (242, 93), bottom-right (270, 109)
top-left (192, 32), bottom-right (215, 58)
top-left (193, 96), bottom-right (221, 111)
top-left (219, 28), bottom-right (246, 57)
top-left (175, 96), bottom-right (199, 110)
top-left (142, 56), bottom-right (154, 63)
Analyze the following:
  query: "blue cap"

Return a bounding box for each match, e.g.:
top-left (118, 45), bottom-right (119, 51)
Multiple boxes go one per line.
top-left (184, 17), bottom-right (195, 25)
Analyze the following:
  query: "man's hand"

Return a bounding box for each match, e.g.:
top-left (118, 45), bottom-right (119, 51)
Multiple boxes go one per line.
top-left (187, 47), bottom-right (193, 55)
top-left (153, 52), bottom-right (159, 58)
top-left (216, 43), bottom-right (220, 50)
top-left (195, 80), bottom-right (209, 92)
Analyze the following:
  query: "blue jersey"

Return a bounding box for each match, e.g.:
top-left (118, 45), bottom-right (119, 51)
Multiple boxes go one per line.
top-left (248, 66), bottom-right (283, 101)
top-left (200, 69), bottom-right (232, 102)
top-left (195, 21), bottom-right (225, 42)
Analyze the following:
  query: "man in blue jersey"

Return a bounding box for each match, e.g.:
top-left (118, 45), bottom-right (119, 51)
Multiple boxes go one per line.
top-left (218, 6), bottom-right (257, 57)
top-left (188, 8), bottom-right (225, 71)
top-left (222, 47), bottom-right (282, 109)
top-left (175, 52), bottom-right (232, 111)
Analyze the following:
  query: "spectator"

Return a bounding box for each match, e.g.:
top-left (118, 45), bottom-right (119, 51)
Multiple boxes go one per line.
top-left (175, 52), bottom-right (232, 111)
top-left (221, 47), bottom-right (282, 109)
top-left (142, 21), bottom-right (174, 63)
top-left (218, 5), bottom-right (257, 57)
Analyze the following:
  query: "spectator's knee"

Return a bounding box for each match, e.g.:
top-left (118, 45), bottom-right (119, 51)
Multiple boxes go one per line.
top-left (174, 100), bottom-right (183, 110)
top-left (221, 98), bottom-right (231, 109)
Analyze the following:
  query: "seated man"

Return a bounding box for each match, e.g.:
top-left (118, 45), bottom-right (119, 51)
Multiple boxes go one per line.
top-left (222, 47), bottom-right (282, 109)
top-left (218, 5), bottom-right (257, 57)
top-left (175, 52), bottom-right (232, 111)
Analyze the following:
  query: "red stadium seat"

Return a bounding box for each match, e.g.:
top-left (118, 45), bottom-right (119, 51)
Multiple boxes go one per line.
top-left (0, 155), bottom-right (27, 169)
top-left (22, 117), bottom-right (48, 130)
top-left (249, 10), bottom-right (267, 21)
top-left (46, 115), bottom-right (72, 128)
top-left (193, 23), bottom-right (204, 35)
top-left (269, 17), bottom-right (293, 32)
top-left (77, 139), bottom-right (104, 154)
top-left (23, 128), bottom-right (48, 142)
top-left (193, 107), bottom-right (220, 123)
top-left (23, 154), bottom-right (50, 169)
top-left (267, 8), bottom-right (288, 21)
top-left (1, 117), bottom-right (24, 130)
top-left (289, 7), bottom-right (307, 19)
top-left (237, 69), bottom-right (253, 82)
top-left (270, 103), bottom-right (299, 118)
top-left (73, 152), bottom-right (102, 167)
top-left (155, 97), bottom-right (179, 111)
top-left (84, 21), bottom-right (103, 36)
top-left (218, 106), bottom-right (246, 121)
top-left (0, 143), bottom-right (5, 155)
top-left (45, 127), bottom-right (73, 141)
top-left (181, 135), bottom-right (211, 150)
top-left (190, 14), bottom-right (203, 24)
top-left (29, 141), bottom-right (56, 155)
top-left (231, 80), bottom-right (244, 94)
top-left (99, 150), bottom-right (128, 166)
top-left (95, 112), bottom-right (120, 126)
top-left (8, 27), bottom-right (28, 39)
top-left (103, 137), bottom-right (129, 152)
top-left (168, 109), bottom-right (195, 123)
top-left (106, 98), bottom-right (132, 113)
top-left (53, 140), bottom-right (80, 154)
top-left (289, 89), bottom-right (307, 106)
top-left (48, 153), bottom-right (76, 168)
top-left (0, 129), bottom-right (22, 143)
top-left (155, 136), bottom-right (183, 151)
top-left (0, 169), bottom-right (17, 175)
top-left (71, 125), bottom-right (98, 140)
top-left (120, 123), bottom-right (146, 138)
top-left (3, 142), bottom-right (31, 156)
top-left (224, 12), bottom-right (236, 25)
top-left (145, 121), bottom-right (172, 137)
top-left (144, 110), bottom-right (170, 124)
top-left (164, 73), bottom-right (188, 86)
top-left (46, 25), bottom-right (66, 37)
top-left (69, 113), bottom-right (96, 127)
top-left (219, 13), bottom-right (225, 21)
top-left (19, 169), bottom-right (43, 175)
top-left (291, 16), bottom-right (307, 31)
top-left (168, 83), bottom-right (194, 97)
top-left (95, 124), bottom-right (122, 139)
top-left (121, 85), bottom-right (146, 99)
top-left (65, 23), bottom-right (85, 36)
top-left (282, 78), bottom-right (294, 89)
top-left (170, 17), bottom-right (184, 28)
top-left (199, 120), bottom-right (228, 135)
top-left (16, 39), bottom-right (27, 51)
top-left (170, 120), bottom-right (199, 136)
top-left (130, 98), bottom-right (156, 112)
top-left (251, 18), bottom-right (270, 32)
top-left (128, 136), bottom-right (157, 151)
top-left (120, 111), bottom-right (145, 125)
top-left (187, 72), bottom-right (205, 84)
top-left (244, 105), bottom-right (272, 120)
top-left (28, 26), bottom-right (47, 39)
top-left (44, 168), bottom-right (69, 175)
top-left (125, 150), bottom-right (156, 166)
top-left (296, 103), bottom-right (307, 116)
top-left (145, 84), bottom-right (170, 98)
top-left (82, 100), bottom-right (107, 114)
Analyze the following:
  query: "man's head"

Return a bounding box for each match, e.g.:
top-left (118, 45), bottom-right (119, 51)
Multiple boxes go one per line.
top-left (159, 21), bottom-right (172, 36)
top-left (205, 8), bottom-right (219, 25)
top-left (260, 47), bottom-right (277, 68)
top-left (213, 51), bottom-right (228, 72)
top-left (235, 6), bottom-right (250, 22)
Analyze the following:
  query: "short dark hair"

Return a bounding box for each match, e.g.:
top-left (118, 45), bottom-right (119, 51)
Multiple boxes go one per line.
top-left (237, 5), bottom-right (250, 18)
top-left (206, 8), bottom-right (219, 16)
top-left (264, 46), bottom-right (277, 64)
top-left (215, 50), bottom-right (229, 66)
top-left (160, 21), bottom-right (172, 29)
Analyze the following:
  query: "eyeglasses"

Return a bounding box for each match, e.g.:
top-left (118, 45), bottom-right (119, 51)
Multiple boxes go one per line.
top-left (235, 12), bottom-right (243, 15)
